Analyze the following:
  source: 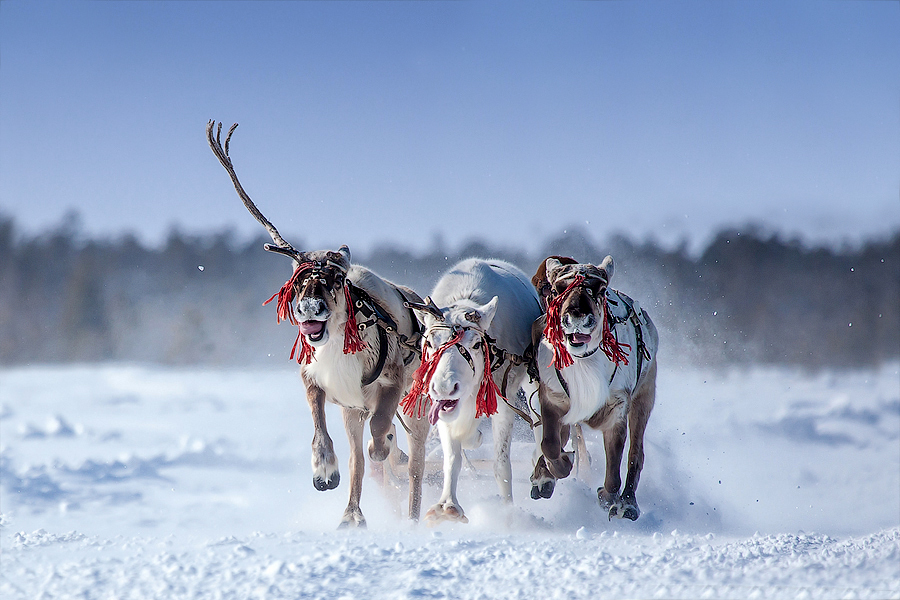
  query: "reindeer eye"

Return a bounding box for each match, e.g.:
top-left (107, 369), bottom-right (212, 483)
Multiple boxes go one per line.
top-left (472, 341), bottom-right (483, 351)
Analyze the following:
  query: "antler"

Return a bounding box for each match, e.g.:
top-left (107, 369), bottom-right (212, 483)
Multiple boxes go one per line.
top-left (206, 120), bottom-right (303, 260)
top-left (404, 296), bottom-right (445, 322)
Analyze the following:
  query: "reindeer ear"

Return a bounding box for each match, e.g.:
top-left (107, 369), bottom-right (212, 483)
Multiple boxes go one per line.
top-left (597, 255), bottom-right (615, 282)
top-left (466, 296), bottom-right (499, 331)
top-left (338, 245), bottom-right (351, 264)
top-left (544, 258), bottom-right (564, 280)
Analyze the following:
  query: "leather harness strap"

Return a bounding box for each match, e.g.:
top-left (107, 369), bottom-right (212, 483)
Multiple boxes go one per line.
top-left (347, 282), bottom-right (421, 386)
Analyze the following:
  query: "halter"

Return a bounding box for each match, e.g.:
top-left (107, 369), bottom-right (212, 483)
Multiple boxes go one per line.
top-left (399, 323), bottom-right (502, 421)
top-left (263, 259), bottom-right (367, 364)
top-left (543, 273), bottom-right (631, 369)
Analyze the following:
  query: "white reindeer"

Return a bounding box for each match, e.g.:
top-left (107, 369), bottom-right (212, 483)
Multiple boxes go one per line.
top-left (403, 259), bottom-right (542, 525)
top-left (530, 255), bottom-right (659, 521)
top-left (207, 122), bottom-right (429, 528)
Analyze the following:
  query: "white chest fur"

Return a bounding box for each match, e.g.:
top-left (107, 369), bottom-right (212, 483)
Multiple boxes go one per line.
top-left (303, 336), bottom-right (367, 410)
top-left (558, 351), bottom-right (614, 425)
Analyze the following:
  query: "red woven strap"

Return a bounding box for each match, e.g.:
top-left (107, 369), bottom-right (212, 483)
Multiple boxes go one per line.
top-left (400, 329), bottom-right (465, 419)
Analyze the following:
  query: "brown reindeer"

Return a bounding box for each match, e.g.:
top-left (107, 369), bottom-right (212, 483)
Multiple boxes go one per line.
top-left (207, 121), bottom-right (428, 528)
top-left (530, 256), bottom-right (658, 521)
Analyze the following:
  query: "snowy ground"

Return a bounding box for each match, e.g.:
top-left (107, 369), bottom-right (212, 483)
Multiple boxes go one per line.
top-left (1, 362), bottom-right (898, 599)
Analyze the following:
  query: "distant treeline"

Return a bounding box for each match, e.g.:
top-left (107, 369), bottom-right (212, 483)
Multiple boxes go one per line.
top-left (1, 214), bottom-right (897, 368)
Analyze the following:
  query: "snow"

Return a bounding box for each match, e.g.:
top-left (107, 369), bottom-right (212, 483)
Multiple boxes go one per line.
top-left (2, 362), bottom-right (898, 599)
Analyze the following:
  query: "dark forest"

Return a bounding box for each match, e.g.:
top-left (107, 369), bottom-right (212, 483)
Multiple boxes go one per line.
top-left (1, 214), bottom-right (896, 369)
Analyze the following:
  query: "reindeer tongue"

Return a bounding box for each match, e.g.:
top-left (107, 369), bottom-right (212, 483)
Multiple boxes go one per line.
top-left (428, 399), bottom-right (458, 426)
top-left (570, 333), bottom-right (592, 346)
top-left (299, 321), bottom-right (325, 336)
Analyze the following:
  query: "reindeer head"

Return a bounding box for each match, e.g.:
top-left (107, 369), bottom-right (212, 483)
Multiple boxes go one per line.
top-left (539, 255), bottom-right (614, 364)
top-left (207, 121), bottom-right (365, 361)
top-left (284, 246), bottom-right (353, 349)
top-left (405, 296), bottom-right (500, 426)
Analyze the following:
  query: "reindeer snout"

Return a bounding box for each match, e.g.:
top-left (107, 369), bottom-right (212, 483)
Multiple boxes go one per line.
top-left (563, 312), bottom-right (595, 332)
top-left (430, 377), bottom-right (460, 400)
top-left (297, 297), bottom-right (329, 319)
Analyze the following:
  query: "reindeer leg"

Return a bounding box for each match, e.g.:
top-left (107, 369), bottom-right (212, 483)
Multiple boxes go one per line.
top-left (532, 385), bottom-right (573, 496)
top-left (339, 407), bottom-right (367, 528)
top-left (598, 418), bottom-right (627, 518)
top-left (542, 410), bottom-right (574, 480)
top-left (304, 381), bottom-right (340, 491)
top-left (402, 412), bottom-right (429, 522)
top-left (492, 402), bottom-right (516, 504)
top-left (367, 384), bottom-right (399, 462)
top-left (573, 423), bottom-right (592, 482)
top-left (425, 422), bottom-right (468, 525)
top-left (616, 362), bottom-right (657, 522)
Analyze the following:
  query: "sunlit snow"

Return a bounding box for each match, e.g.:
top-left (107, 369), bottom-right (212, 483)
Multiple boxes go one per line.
top-left (1, 363), bottom-right (898, 599)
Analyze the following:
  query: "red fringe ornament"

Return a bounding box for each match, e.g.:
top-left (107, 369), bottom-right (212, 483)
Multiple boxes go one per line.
top-left (599, 309), bottom-right (631, 366)
top-left (543, 274), bottom-right (631, 369)
top-left (474, 340), bottom-right (500, 419)
top-left (342, 283), bottom-right (367, 354)
top-left (400, 328), bottom-right (503, 420)
top-left (400, 329), bottom-right (465, 419)
top-left (543, 275), bottom-right (585, 369)
top-left (263, 262), bottom-right (366, 365)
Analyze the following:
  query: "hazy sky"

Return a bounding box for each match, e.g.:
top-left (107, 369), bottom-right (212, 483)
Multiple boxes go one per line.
top-left (1, 1), bottom-right (898, 253)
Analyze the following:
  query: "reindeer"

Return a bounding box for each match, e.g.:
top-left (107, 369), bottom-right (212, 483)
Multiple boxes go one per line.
top-left (530, 256), bottom-right (658, 521)
top-left (206, 121), bottom-right (429, 528)
top-left (402, 259), bottom-right (542, 525)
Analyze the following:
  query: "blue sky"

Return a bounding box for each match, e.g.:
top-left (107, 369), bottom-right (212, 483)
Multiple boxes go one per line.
top-left (1, 1), bottom-right (897, 253)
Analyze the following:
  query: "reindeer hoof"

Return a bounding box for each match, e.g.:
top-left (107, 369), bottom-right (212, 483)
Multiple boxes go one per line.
top-left (338, 519), bottom-right (367, 529)
top-left (597, 487), bottom-right (618, 510)
top-left (530, 480), bottom-right (555, 500)
top-left (368, 439), bottom-right (390, 462)
top-left (547, 452), bottom-right (574, 479)
top-left (313, 471), bottom-right (340, 491)
top-left (604, 494), bottom-right (640, 521)
top-left (620, 506), bottom-right (640, 521)
top-left (339, 506), bottom-right (366, 529)
top-left (425, 503), bottom-right (469, 526)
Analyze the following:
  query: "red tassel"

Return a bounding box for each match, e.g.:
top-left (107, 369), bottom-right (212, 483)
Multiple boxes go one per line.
top-left (289, 327), bottom-right (316, 365)
top-left (263, 262), bottom-right (314, 326)
top-left (543, 275), bottom-right (584, 369)
top-left (543, 275), bottom-right (631, 369)
top-left (342, 284), bottom-right (367, 354)
top-left (599, 311), bottom-right (630, 366)
top-left (475, 342), bottom-right (501, 418)
top-left (400, 329), bottom-right (465, 418)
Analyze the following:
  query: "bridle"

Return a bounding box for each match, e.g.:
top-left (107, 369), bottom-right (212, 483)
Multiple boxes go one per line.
top-left (543, 270), bottom-right (631, 370)
top-left (399, 323), bottom-right (502, 421)
top-left (263, 258), bottom-right (366, 364)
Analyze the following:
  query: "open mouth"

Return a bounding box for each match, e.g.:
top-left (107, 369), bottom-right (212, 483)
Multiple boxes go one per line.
top-left (428, 399), bottom-right (459, 426)
top-left (300, 320), bottom-right (327, 342)
top-left (567, 332), bottom-right (593, 348)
